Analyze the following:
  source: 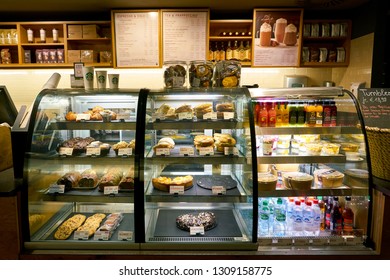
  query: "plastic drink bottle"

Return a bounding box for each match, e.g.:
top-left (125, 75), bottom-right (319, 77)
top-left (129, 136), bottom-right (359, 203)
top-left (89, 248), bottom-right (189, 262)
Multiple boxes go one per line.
top-left (331, 196), bottom-right (343, 235)
top-left (286, 197), bottom-right (295, 236)
top-left (312, 199), bottom-right (321, 236)
top-left (259, 102), bottom-right (268, 127)
top-left (303, 201), bottom-right (315, 236)
top-left (268, 102), bottom-right (276, 127)
top-left (342, 196), bottom-right (354, 235)
top-left (259, 199), bottom-right (270, 236)
top-left (275, 102), bottom-right (283, 127)
top-left (273, 198), bottom-right (287, 237)
top-left (292, 200), bottom-right (303, 236)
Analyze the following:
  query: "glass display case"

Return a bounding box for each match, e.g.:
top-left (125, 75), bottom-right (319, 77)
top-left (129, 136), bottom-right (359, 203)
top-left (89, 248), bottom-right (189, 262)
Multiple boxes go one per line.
top-left (21, 88), bottom-right (142, 250)
top-left (139, 87), bottom-right (257, 249)
top-left (249, 87), bottom-right (373, 251)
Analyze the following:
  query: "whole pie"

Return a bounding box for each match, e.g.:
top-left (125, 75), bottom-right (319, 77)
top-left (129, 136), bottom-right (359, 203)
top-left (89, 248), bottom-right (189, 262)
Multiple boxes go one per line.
top-left (176, 211), bottom-right (217, 231)
top-left (152, 175), bottom-right (193, 192)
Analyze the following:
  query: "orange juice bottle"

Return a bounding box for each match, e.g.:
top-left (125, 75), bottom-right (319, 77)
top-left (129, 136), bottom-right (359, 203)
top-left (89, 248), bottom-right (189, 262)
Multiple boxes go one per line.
top-left (268, 102), bottom-right (276, 127)
top-left (305, 101), bottom-right (316, 127)
top-left (281, 102), bottom-right (290, 126)
top-left (275, 102), bottom-right (283, 127)
top-left (315, 101), bottom-right (323, 127)
top-left (259, 102), bottom-right (268, 127)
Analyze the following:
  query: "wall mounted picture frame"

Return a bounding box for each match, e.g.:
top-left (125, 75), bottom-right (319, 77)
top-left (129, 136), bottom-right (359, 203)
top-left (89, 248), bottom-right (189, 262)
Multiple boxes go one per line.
top-left (252, 8), bottom-right (303, 67)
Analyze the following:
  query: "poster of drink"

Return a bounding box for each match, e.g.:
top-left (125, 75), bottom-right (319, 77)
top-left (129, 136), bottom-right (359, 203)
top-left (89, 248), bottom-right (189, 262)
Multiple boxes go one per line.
top-left (252, 9), bottom-right (303, 67)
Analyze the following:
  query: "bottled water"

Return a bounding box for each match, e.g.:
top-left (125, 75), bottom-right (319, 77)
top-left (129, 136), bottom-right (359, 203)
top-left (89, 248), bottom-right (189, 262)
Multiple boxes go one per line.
top-left (286, 197), bottom-right (295, 236)
top-left (268, 198), bottom-right (275, 233)
top-left (303, 201), bottom-right (315, 236)
top-left (312, 199), bottom-right (321, 236)
top-left (292, 200), bottom-right (303, 236)
top-left (273, 198), bottom-right (286, 237)
top-left (259, 199), bottom-right (270, 236)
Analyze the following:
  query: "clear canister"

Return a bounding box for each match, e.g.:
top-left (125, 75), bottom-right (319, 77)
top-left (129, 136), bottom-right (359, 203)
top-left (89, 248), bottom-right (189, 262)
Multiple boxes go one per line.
top-left (163, 60), bottom-right (187, 89)
top-left (214, 60), bottom-right (241, 88)
top-left (189, 60), bottom-right (214, 88)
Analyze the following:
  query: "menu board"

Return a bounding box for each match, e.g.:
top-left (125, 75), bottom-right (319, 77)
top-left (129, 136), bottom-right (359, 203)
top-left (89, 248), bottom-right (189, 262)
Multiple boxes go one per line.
top-left (162, 10), bottom-right (209, 62)
top-left (112, 10), bottom-right (160, 68)
top-left (358, 88), bottom-right (390, 128)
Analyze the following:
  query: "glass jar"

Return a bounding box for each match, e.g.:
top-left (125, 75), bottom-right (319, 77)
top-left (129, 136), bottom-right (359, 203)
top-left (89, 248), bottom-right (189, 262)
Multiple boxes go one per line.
top-left (214, 60), bottom-right (241, 87)
top-left (188, 60), bottom-right (214, 88)
top-left (163, 60), bottom-right (187, 89)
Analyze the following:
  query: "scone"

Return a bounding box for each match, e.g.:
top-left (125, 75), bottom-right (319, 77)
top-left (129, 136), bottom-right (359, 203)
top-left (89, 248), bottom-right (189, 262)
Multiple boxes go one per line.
top-left (175, 104), bottom-right (193, 113)
top-left (214, 133), bottom-right (236, 152)
top-left (194, 103), bottom-right (213, 118)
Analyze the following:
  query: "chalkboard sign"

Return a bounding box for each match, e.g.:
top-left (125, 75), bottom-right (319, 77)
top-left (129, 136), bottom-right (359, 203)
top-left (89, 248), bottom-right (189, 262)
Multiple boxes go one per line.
top-left (358, 88), bottom-right (390, 128)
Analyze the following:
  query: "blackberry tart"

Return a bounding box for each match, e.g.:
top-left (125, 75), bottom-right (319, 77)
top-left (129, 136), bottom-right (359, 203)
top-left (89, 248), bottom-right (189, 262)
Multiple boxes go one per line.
top-left (176, 211), bottom-right (217, 231)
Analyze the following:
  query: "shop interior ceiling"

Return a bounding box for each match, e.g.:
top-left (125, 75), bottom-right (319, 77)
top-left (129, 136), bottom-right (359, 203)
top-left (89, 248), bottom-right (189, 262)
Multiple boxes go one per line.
top-left (0, 0), bottom-right (371, 13)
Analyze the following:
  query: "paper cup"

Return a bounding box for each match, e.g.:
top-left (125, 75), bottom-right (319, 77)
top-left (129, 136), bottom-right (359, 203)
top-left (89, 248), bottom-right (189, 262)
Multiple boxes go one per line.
top-left (82, 66), bottom-right (94, 90)
top-left (108, 74), bottom-right (119, 89)
top-left (96, 70), bottom-right (107, 89)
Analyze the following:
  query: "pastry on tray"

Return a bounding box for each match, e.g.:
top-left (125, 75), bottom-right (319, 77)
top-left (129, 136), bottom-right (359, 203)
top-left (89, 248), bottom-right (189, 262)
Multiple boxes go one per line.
top-left (176, 211), bottom-right (217, 231)
top-left (152, 175), bottom-right (193, 192)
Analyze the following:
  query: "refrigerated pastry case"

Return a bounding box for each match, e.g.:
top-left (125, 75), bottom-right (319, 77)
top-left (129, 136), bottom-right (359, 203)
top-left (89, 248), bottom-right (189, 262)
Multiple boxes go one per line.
top-left (138, 87), bottom-right (258, 250)
top-left (19, 88), bottom-right (143, 251)
top-left (250, 86), bottom-right (375, 254)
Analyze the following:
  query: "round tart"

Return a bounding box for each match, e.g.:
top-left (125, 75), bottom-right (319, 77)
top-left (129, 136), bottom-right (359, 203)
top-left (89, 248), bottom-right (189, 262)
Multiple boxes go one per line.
top-left (152, 175), bottom-right (193, 192)
top-left (176, 211), bottom-right (217, 231)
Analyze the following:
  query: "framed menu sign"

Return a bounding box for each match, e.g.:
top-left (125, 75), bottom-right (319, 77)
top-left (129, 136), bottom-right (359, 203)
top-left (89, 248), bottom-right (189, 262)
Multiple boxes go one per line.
top-left (252, 9), bottom-right (303, 67)
top-left (358, 88), bottom-right (390, 128)
top-left (162, 9), bottom-right (209, 62)
top-left (112, 10), bottom-right (161, 68)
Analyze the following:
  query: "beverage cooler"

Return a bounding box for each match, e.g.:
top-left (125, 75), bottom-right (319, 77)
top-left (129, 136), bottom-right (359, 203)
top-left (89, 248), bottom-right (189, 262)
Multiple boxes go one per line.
top-left (15, 86), bottom-right (375, 256)
top-left (250, 87), bottom-right (374, 254)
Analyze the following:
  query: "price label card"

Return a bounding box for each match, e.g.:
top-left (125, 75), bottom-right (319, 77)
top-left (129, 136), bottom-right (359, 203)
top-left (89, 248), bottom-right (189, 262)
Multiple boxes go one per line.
top-left (294, 238), bottom-right (309, 246)
top-left (190, 226), bottom-right (205, 235)
top-left (86, 147), bottom-right (101, 156)
top-left (94, 231), bottom-right (110, 241)
top-left (118, 148), bottom-right (132, 156)
top-left (76, 113), bottom-right (91, 121)
top-left (199, 147), bottom-right (214, 156)
top-left (276, 238), bottom-right (293, 246)
top-left (59, 147), bottom-right (73, 156)
top-left (345, 236), bottom-right (359, 246)
top-left (178, 112), bottom-right (193, 120)
top-left (116, 113), bottom-right (129, 120)
top-left (118, 231), bottom-right (133, 241)
top-left (203, 112), bottom-right (217, 120)
top-left (48, 184), bottom-right (65, 194)
top-left (169, 185), bottom-right (184, 195)
top-left (223, 112), bottom-right (234, 119)
top-left (212, 186), bottom-right (226, 195)
top-left (329, 236), bottom-right (344, 246)
top-left (179, 147), bottom-right (194, 156)
top-left (74, 230), bottom-right (89, 240)
top-left (311, 238), bottom-right (328, 246)
top-left (156, 148), bottom-right (170, 156)
top-left (104, 186), bottom-right (119, 195)
top-left (224, 147), bottom-right (238, 156)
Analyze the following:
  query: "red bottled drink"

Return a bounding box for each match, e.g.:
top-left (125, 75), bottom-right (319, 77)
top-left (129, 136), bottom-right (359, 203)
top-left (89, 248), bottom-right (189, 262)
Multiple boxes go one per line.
top-left (254, 103), bottom-right (261, 125)
top-left (330, 196), bottom-right (342, 235)
top-left (342, 196), bottom-right (354, 235)
top-left (259, 102), bottom-right (268, 127)
top-left (268, 102), bottom-right (276, 127)
top-left (325, 196), bottom-right (333, 230)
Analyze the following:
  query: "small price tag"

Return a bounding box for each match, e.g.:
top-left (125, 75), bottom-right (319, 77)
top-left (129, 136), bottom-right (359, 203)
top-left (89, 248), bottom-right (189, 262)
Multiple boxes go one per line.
top-left (190, 226), bottom-right (205, 235)
top-left (118, 148), bottom-right (132, 156)
top-left (94, 231), bottom-right (110, 241)
top-left (203, 112), bottom-right (217, 120)
top-left (169, 185), bottom-right (184, 195)
top-left (294, 238), bottom-right (309, 246)
top-left (224, 147), bottom-right (238, 156)
top-left (223, 112), bottom-right (234, 119)
top-left (156, 148), bottom-right (170, 156)
top-left (178, 112), bottom-right (193, 120)
top-left (116, 113), bottom-right (129, 120)
top-left (172, 77), bottom-right (184, 88)
top-left (276, 238), bottom-right (293, 246)
top-left (212, 186), bottom-right (226, 195)
top-left (104, 186), bottom-right (119, 195)
top-left (59, 147), bottom-right (73, 156)
top-left (74, 230), bottom-right (89, 240)
top-left (48, 184), bottom-right (65, 194)
top-left (199, 147), bottom-right (214, 156)
top-left (86, 147), bottom-right (101, 156)
top-left (76, 113), bottom-right (91, 121)
top-left (118, 231), bottom-right (133, 241)
top-left (345, 236), bottom-right (359, 246)
top-left (179, 147), bottom-right (194, 156)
